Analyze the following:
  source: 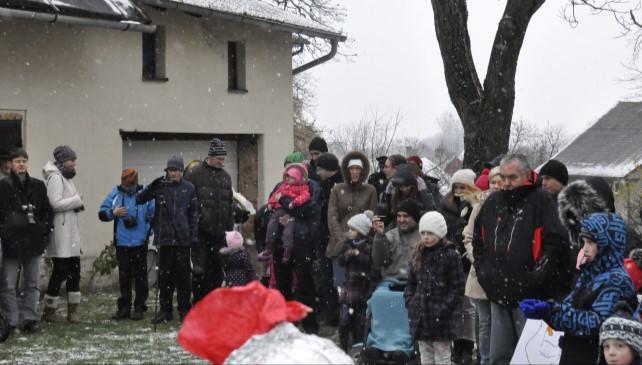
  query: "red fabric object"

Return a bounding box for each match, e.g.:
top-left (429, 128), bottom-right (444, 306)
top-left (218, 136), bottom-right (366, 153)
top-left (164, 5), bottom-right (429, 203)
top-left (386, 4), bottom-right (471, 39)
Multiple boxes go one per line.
top-left (406, 155), bottom-right (423, 169)
top-left (475, 168), bottom-right (490, 191)
top-left (177, 281), bottom-right (311, 365)
top-left (625, 258), bottom-right (642, 291)
top-left (267, 183), bottom-right (310, 209)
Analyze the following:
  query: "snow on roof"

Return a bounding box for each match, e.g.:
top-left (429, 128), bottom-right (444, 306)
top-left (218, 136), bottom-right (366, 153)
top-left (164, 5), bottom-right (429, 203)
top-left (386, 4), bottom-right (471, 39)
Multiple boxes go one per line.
top-left (552, 101), bottom-right (642, 179)
top-left (144, 0), bottom-right (344, 40)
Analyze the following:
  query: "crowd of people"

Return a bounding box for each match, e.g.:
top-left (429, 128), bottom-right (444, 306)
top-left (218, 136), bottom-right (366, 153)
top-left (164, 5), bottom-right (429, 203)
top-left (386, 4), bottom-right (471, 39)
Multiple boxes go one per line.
top-left (1, 136), bottom-right (642, 365)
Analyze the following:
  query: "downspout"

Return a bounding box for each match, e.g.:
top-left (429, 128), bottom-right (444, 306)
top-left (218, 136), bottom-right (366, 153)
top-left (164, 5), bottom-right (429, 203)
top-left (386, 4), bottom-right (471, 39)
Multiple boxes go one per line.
top-left (292, 37), bottom-right (338, 75)
top-left (0, 7), bottom-right (157, 33)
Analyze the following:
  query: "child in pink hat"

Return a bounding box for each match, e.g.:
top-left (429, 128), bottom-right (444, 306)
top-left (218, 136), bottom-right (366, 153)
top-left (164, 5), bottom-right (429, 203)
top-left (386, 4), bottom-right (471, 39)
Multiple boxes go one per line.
top-left (220, 231), bottom-right (256, 287)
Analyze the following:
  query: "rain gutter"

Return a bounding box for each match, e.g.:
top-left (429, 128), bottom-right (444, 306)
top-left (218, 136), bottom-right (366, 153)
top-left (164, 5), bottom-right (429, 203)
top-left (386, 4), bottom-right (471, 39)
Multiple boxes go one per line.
top-left (292, 37), bottom-right (338, 75)
top-left (0, 7), bottom-right (157, 33)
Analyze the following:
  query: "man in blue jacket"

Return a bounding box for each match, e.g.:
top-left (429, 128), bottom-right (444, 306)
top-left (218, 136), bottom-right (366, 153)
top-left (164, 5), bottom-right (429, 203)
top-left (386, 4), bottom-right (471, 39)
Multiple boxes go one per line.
top-left (137, 155), bottom-right (199, 324)
top-left (99, 168), bottom-right (154, 321)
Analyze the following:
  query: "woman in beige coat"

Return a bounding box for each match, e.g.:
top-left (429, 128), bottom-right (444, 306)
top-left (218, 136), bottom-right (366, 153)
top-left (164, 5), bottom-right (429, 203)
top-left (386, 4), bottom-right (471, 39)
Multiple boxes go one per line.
top-left (326, 151), bottom-right (378, 288)
top-left (42, 146), bottom-right (84, 323)
top-left (461, 166), bottom-right (501, 365)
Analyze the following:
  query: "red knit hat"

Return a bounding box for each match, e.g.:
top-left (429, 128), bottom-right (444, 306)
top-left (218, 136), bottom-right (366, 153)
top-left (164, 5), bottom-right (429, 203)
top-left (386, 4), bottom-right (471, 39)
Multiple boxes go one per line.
top-left (475, 168), bottom-right (490, 191)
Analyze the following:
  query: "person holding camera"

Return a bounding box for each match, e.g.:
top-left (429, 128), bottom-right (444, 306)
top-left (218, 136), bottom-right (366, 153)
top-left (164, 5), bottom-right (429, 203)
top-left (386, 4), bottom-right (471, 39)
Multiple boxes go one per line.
top-left (99, 168), bottom-right (155, 321)
top-left (42, 145), bottom-right (85, 323)
top-left (137, 155), bottom-right (199, 324)
top-left (0, 148), bottom-right (53, 335)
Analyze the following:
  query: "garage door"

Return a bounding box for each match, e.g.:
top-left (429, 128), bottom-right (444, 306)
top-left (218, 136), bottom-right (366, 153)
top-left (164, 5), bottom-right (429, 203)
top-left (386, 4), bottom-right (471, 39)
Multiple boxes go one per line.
top-left (122, 139), bottom-right (238, 189)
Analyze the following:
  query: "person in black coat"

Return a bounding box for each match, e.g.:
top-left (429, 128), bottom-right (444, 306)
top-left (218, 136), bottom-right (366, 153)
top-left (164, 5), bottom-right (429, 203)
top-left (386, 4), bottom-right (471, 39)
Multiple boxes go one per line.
top-left (380, 163), bottom-right (435, 227)
top-left (0, 148), bottom-right (53, 334)
top-left (183, 138), bottom-right (235, 304)
top-left (137, 155), bottom-right (199, 324)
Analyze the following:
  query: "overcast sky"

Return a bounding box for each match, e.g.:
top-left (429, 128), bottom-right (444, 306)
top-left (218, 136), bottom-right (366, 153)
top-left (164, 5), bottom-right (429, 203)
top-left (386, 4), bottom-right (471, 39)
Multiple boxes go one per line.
top-left (308, 0), bottom-right (639, 140)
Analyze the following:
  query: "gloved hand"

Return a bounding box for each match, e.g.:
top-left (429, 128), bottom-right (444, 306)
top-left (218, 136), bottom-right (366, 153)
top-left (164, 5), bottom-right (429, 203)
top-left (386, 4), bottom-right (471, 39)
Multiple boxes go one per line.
top-left (519, 299), bottom-right (552, 320)
top-left (148, 176), bottom-right (165, 192)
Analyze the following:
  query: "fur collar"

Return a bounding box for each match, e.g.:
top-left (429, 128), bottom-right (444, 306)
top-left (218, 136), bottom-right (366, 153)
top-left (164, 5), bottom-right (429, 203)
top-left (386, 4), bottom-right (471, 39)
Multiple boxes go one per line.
top-left (558, 180), bottom-right (608, 234)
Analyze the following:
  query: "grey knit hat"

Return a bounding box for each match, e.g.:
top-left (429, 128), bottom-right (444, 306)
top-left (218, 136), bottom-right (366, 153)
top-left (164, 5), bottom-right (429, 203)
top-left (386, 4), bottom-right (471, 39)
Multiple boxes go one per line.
top-left (53, 145), bottom-right (77, 163)
top-left (208, 138), bottom-right (227, 157)
top-left (600, 315), bottom-right (642, 356)
top-left (166, 155), bottom-right (184, 171)
top-left (347, 210), bottom-right (374, 237)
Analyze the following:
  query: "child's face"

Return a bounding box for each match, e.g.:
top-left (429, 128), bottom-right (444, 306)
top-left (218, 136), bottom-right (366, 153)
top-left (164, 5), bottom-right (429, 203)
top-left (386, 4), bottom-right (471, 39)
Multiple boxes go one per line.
top-left (348, 227), bottom-right (360, 240)
top-left (285, 175), bottom-right (297, 184)
top-left (603, 339), bottom-right (635, 365)
top-left (582, 237), bottom-right (599, 263)
top-left (420, 231), bottom-right (440, 247)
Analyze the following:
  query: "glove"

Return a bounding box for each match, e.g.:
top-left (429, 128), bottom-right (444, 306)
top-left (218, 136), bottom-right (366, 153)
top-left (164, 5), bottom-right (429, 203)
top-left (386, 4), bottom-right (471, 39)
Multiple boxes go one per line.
top-left (149, 176), bottom-right (165, 192)
top-left (519, 299), bottom-right (552, 320)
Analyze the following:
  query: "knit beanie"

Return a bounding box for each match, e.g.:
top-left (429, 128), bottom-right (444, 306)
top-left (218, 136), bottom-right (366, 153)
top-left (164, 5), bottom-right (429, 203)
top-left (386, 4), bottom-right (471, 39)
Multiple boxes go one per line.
top-left (308, 137), bottom-right (328, 153)
top-left (225, 231), bottom-right (244, 249)
top-left (166, 155), bottom-right (184, 171)
top-left (284, 151), bottom-right (305, 166)
top-left (347, 210), bottom-right (374, 237)
top-left (475, 168), bottom-right (490, 191)
top-left (208, 138), bottom-right (227, 157)
top-left (419, 211), bottom-right (448, 239)
top-left (121, 168), bottom-right (138, 187)
top-left (540, 159), bottom-right (568, 186)
top-left (316, 153), bottom-right (340, 171)
top-left (451, 169), bottom-right (476, 187)
top-left (53, 145), bottom-right (77, 163)
top-left (599, 303), bottom-right (642, 357)
top-left (8, 148), bottom-right (28, 161)
top-left (391, 163), bottom-right (417, 186)
top-left (397, 199), bottom-right (420, 223)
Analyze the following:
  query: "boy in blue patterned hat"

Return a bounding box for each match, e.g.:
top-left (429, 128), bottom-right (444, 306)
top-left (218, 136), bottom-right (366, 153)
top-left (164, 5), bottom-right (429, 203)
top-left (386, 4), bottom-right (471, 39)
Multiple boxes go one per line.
top-left (519, 212), bottom-right (637, 365)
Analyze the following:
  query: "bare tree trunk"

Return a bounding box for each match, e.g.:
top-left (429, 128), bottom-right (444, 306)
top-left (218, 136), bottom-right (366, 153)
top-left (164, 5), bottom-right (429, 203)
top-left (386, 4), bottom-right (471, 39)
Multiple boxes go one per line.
top-left (431, 0), bottom-right (545, 172)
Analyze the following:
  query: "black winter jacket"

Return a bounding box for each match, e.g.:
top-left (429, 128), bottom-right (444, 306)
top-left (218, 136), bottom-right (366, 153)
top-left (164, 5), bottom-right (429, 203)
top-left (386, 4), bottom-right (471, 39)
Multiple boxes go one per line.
top-left (184, 161), bottom-right (233, 240)
top-left (439, 193), bottom-right (472, 273)
top-left (0, 173), bottom-right (53, 259)
top-left (337, 238), bottom-right (371, 306)
top-left (318, 172), bottom-right (344, 253)
top-left (137, 178), bottom-right (199, 247)
top-left (473, 185), bottom-right (565, 307)
top-left (404, 241), bottom-right (465, 341)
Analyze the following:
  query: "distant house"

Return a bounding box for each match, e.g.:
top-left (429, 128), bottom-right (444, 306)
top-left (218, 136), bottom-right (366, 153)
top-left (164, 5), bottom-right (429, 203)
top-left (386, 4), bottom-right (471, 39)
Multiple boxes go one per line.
top-left (551, 101), bottom-right (642, 225)
top-left (0, 0), bottom-right (345, 257)
top-left (444, 157), bottom-right (463, 176)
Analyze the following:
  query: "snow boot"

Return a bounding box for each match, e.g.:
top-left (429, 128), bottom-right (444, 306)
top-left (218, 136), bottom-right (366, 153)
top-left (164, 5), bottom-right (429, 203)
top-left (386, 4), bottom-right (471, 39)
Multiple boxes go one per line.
top-left (131, 307), bottom-right (144, 321)
top-left (67, 292), bottom-right (81, 323)
top-left (42, 294), bottom-right (61, 322)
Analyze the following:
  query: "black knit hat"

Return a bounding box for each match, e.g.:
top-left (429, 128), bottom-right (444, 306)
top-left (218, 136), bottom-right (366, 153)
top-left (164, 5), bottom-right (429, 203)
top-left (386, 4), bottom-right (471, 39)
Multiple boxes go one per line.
top-left (397, 199), bottom-right (421, 223)
top-left (8, 148), bottom-right (28, 160)
top-left (316, 152), bottom-right (340, 171)
top-left (540, 159), bottom-right (568, 185)
top-left (308, 137), bottom-right (328, 153)
top-left (53, 145), bottom-right (77, 163)
top-left (166, 155), bottom-right (184, 171)
top-left (391, 164), bottom-right (417, 186)
top-left (208, 138), bottom-right (227, 157)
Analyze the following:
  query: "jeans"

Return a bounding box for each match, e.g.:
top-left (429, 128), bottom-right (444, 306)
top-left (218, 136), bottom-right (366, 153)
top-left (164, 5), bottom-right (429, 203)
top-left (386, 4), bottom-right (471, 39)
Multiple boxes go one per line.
top-left (191, 237), bottom-right (224, 304)
top-left (489, 301), bottom-right (525, 364)
top-left (473, 298), bottom-right (491, 365)
top-left (46, 257), bottom-right (80, 296)
top-left (0, 256), bottom-right (41, 326)
top-left (417, 340), bottom-right (451, 365)
top-left (116, 245), bottom-right (148, 310)
top-left (158, 246), bottom-right (191, 315)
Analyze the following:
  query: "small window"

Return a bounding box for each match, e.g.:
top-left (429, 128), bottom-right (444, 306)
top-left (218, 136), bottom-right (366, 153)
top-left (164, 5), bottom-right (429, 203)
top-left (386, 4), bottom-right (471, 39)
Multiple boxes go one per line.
top-left (142, 26), bottom-right (167, 81)
top-left (228, 41), bottom-right (247, 92)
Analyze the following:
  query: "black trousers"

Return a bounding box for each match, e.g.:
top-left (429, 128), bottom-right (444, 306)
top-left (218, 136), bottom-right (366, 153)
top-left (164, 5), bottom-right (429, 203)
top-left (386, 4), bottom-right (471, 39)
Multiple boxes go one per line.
top-left (46, 257), bottom-right (81, 296)
top-left (339, 302), bottom-right (367, 351)
top-left (191, 236), bottom-right (224, 304)
top-left (116, 245), bottom-right (148, 310)
top-left (158, 246), bottom-right (191, 315)
top-left (273, 245), bottom-right (319, 334)
top-left (315, 248), bottom-right (339, 323)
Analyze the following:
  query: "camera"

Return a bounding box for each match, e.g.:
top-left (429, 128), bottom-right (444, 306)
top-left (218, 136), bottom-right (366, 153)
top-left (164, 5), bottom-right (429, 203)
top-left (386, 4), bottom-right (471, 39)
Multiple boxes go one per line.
top-left (21, 204), bottom-right (36, 224)
top-left (123, 216), bottom-right (138, 228)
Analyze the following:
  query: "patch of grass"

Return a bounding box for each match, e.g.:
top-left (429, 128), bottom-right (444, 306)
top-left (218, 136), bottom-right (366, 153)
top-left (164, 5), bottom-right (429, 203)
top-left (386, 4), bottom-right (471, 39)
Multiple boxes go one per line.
top-left (0, 291), bottom-right (206, 364)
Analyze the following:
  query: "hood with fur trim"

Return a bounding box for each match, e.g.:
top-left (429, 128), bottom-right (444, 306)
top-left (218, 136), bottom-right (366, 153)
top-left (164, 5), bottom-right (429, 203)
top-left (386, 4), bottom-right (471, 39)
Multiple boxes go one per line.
top-left (340, 151), bottom-right (370, 185)
top-left (558, 180), bottom-right (612, 241)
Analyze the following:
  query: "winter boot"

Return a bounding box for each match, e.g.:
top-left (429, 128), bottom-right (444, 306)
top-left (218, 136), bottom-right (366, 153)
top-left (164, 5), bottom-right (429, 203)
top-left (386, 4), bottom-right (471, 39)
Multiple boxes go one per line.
top-left (112, 306), bottom-right (131, 320)
top-left (42, 294), bottom-right (61, 322)
top-left (151, 311), bottom-right (172, 324)
top-left (131, 307), bottom-right (144, 321)
top-left (453, 339), bottom-right (475, 365)
top-left (67, 292), bottom-right (81, 323)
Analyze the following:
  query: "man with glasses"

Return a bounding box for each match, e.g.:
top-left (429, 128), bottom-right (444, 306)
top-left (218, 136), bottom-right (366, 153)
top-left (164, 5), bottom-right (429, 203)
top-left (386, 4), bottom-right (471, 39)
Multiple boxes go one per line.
top-left (472, 154), bottom-right (564, 364)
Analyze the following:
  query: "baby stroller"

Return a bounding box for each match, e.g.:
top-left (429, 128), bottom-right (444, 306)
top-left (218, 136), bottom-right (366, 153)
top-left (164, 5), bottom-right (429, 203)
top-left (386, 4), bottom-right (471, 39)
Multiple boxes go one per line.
top-left (357, 278), bottom-right (418, 365)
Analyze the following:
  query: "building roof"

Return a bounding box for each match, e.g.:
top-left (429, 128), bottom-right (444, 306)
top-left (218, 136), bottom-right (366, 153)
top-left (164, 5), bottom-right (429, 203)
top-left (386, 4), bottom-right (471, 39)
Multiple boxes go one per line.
top-left (552, 101), bottom-right (642, 179)
top-left (143, 0), bottom-right (345, 40)
top-left (1, 0), bottom-right (150, 24)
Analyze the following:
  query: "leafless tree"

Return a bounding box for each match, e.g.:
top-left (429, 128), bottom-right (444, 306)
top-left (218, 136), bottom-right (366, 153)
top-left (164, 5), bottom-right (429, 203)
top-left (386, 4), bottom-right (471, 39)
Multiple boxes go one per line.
top-left (327, 109), bottom-right (403, 164)
top-left (509, 120), bottom-right (571, 166)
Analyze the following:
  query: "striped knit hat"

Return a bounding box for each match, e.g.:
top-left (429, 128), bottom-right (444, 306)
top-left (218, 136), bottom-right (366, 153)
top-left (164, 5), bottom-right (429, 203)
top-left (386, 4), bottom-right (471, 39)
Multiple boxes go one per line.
top-left (208, 138), bottom-right (227, 157)
top-left (600, 303), bottom-right (642, 356)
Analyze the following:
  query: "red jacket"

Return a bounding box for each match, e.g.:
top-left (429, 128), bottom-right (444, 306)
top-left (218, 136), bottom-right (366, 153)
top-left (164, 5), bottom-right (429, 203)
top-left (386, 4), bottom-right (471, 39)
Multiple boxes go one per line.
top-left (268, 183), bottom-right (310, 210)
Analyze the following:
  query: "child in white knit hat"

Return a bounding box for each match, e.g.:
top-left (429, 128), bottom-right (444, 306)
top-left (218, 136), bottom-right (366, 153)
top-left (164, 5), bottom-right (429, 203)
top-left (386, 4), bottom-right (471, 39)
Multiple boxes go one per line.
top-left (336, 210), bottom-right (374, 351)
top-left (599, 302), bottom-right (642, 365)
top-left (404, 211), bottom-right (465, 365)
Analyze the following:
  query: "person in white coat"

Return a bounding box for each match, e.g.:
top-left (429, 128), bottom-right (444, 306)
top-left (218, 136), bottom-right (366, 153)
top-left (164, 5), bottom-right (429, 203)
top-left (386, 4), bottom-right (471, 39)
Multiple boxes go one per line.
top-left (42, 145), bottom-right (84, 323)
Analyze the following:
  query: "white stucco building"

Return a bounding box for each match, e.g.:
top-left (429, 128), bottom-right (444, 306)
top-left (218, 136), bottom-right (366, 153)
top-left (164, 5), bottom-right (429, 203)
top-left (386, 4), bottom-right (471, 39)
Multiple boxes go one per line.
top-left (0, 0), bottom-right (345, 257)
